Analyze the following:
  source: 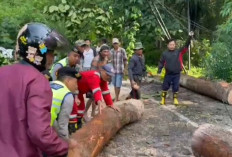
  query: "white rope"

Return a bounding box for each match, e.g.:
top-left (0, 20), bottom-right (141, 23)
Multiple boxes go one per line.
top-left (147, 0), bottom-right (170, 39)
top-left (153, 2), bottom-right (171, 39)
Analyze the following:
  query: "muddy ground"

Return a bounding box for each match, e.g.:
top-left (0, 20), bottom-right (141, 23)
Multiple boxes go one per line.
top-left (99, 79), bottom-right (232, 157)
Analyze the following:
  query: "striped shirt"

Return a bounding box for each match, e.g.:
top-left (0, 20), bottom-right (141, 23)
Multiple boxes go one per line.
top-left (111, 47), bottom-right (128, 74)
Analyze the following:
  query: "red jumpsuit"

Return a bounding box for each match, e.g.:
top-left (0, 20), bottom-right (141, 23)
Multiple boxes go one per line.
top-left (76, 70), bottom-right (113, 118)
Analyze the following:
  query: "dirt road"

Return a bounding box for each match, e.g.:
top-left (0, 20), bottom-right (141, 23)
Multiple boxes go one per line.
top-left (99, 80), bottom-right (232, 157)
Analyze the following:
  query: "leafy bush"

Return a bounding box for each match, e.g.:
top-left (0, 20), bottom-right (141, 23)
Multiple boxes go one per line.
top-left (204, 41), bottom-right (232, 82)
top-left (203, 0), bottom-right (232, 82)
top-left (0, 53), bottom-right (12, 66)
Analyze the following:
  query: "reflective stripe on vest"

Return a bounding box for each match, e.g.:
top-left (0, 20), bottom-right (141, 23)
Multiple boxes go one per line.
top-left (50, 80), bottom-right (71, 126)
top-left (49, 57), bottom-right (68, 77)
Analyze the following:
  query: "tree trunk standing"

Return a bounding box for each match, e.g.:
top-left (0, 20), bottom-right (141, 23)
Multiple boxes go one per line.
top-left (180, 74), bottom-right (232, 105)
top-left (68, 99), bottom-right (144, 157)
top-left (191, 124), bottom-right (232, 157)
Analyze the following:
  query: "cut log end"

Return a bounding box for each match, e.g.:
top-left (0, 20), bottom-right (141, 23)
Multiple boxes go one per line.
top-left (191, 124), bottom-right (232, 157)
top-left (227, 90), bottom-right (232, 105)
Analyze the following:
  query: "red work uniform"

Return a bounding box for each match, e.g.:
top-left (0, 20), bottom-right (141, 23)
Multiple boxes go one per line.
top-left (77, 70), bottom-right (113, 118)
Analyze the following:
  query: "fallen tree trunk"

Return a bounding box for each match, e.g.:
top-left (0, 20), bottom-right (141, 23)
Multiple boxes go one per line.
top-left (68, 99), bottom-right (144, 157)
top-left (191, 124), bottom-right (232, 157)
top-left (180, 74), bottom-right (232, 105)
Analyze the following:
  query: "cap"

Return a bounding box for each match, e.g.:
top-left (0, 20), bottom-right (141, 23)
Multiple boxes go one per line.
top-left (112, 38), bottom-right (119, 44)
top-left (100, 45), bottom-right (110, 53)
top-left (57, 67), bottom-right (81, 79)
top-left (102, 64), bottom-right (115, 77)
top-left (75, 40), bottom-right (86, 47)
top-left (134, 42), bottom-right (144, 50)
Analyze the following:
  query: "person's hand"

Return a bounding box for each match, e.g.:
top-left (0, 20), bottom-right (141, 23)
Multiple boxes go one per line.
top-left (132, 83), bottom-right (140, 90)
top-left (74, 95), bottom-right (80, 106)
top-left (68, 138), bottom-right (78, 149)
top-left (108, 105), bottom-right (120, 112)
top-left (189, 31), bottom-right (194, 37)
top-left (104, 56), bottom-right (109, 62)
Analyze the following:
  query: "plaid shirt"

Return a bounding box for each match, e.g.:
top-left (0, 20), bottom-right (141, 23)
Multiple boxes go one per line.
top-left (111, 47), bottom-right (128, 74)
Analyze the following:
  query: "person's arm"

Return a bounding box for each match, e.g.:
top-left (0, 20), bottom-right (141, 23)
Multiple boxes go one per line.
top-left (97, 57), bottom-right (109, 69)
top-left (100, 81), bottom-right (113, 106)
top-left (91, 56), bottom-right (98, 70)
top-left (55, 93), bottom-right (74, 140)
top-left (26, 74), bottom-right (68, 156)
top-left (178, 32), bottom-right (194, 55)
top-left (89, 75), bottom-right (103, 103)
top-left (128, 57), bottom-right (135, 82)
top-left (123, 49), bottom-right (128, 68)
top-left (51, 63), bottom-right (62, 81)
top-left (157, 53), bottom-right (165, 74)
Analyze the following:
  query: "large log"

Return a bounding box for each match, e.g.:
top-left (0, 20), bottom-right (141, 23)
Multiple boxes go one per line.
top-left (191, 124), bottom-right (232, 157)
top-left (180, 74), bottom-right (232, 105)
top-left (68, 99), bottom-right (144, 157)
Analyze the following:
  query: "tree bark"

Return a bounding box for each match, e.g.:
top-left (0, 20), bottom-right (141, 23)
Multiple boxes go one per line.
top-left (68, 99), bottom-right (144, 157)
top-left (191, 124), bottom-right (232, 157)
top-left (180, 74), bottom-right (232, 105)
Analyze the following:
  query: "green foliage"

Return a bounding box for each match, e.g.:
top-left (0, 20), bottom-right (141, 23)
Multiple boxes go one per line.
top-left (186, 67), bottom-right (204, 78)
top-left (0, 0), bottom-right (59, 49)
top-left (0, 54), bottom-right (12, 66)
top-left (204, 42), bottom-right (232, 82)
top-left (146, 65), bottom-right (204, 80)
top-left (190, 39), bottom-right (212, 67)
top-left (203, 0), bottom-right (232, 82)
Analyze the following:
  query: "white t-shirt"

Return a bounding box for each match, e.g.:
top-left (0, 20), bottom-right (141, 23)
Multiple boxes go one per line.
top-left (83, 48), bottom-right (94, 68)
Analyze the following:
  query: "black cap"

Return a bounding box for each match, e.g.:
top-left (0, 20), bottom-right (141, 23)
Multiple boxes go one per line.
top-left (57, 67), bottom-right (81, 79)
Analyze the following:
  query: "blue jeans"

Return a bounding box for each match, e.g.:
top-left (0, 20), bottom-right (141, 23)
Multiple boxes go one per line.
top-left (112, 74), bottom-right (123, 88)
top-left (162, 73), bottom-right (180, 93)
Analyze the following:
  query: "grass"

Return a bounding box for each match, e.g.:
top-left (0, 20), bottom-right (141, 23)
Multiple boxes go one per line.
top-left (146, 65), bottom-right (205, 79)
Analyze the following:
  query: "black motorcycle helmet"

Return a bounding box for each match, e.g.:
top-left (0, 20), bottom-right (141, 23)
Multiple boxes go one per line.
top-left (16, 23), bottom-right (70, 71)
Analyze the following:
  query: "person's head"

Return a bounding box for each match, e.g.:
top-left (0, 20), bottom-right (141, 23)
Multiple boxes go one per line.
top-left (134, 42), bottom-right (144, 56)
top-left (167, 39), bottom-right (176, 51)
top-left (112, 38), bottom-right (120, 49)
top-left (100, 38), bottom-right (107, 46)
top-left (16, 23), bottom-right (70, 72)
top-left (85, 39), bottom-right (91, 47)
top-left (99, 45), bottom-right (110, 58)
top-left (45, 52), bottom-right (55, 70)
top-left (75, 40), bottom-right (86, 53)
top-left (68, 50), bottom-right (79, 67)
top-left (57, 67), bottom-right (81, 93)
top-left (100, 64), bottom-right (115, 82)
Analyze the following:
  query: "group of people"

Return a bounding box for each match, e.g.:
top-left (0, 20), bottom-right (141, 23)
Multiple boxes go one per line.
top-left (0, 23), bottom-right (148, 157)
top-left (0, 21), bottom-right (194, 157)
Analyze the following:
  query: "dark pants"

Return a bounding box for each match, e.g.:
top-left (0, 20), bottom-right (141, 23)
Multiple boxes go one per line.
top-left (162, 73), bottom-right (180, 93)
top-left (130, 75), bottom-right (142, 99)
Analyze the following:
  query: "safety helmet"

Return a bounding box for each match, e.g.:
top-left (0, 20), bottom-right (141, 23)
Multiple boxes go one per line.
top-left (16, 23), bottom-right (70, 71)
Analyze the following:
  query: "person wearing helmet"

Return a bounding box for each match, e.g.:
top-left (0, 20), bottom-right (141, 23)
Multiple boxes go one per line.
top-left (0, 23), bottom-right (76, 157)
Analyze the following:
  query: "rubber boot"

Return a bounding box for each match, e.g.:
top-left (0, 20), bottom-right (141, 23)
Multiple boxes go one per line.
top-left (173, 92), bottom-right (179, 106)
top-left (160, 91), bottom-right (167, 105)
